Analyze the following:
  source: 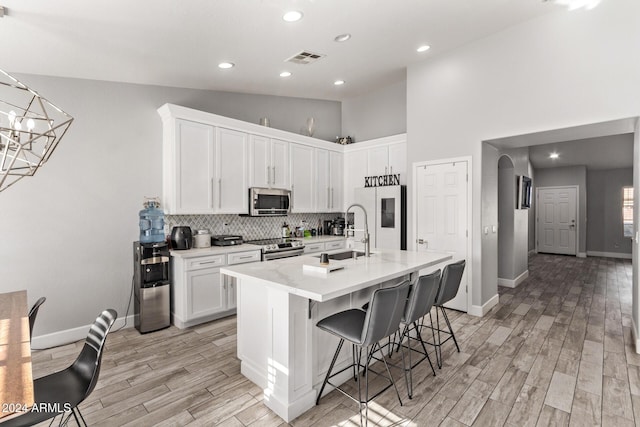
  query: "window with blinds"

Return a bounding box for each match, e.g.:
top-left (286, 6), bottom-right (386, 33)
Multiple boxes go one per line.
top-left (623, 187), bottom-right (633, 238)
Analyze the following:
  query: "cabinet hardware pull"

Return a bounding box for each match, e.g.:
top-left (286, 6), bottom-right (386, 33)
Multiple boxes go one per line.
top-left (331, 188), bottom-right (334, 209)
top-left (291, 185), bottom-right (294, 209)
top-left (385, 166), bottom-right (388, 175)
top-left (272, 166), bottom-right (276, 184)
top-left (327, 187), bottom-right (330, 209)
top-left (266, 166), bottom-right (270, 185)
top-left (218, 179), bottom-right (222, 208)
top-left (211, 178), bottom-right (215, 208)
top-left (238, 255), bottom-right (254, 259)
top-left (390, 166), bottom-right (393, 174)
top-left (199, 260), bottom-right (220, 265)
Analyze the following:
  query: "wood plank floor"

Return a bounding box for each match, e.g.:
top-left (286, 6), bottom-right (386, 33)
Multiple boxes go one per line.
top-left (31, 253), bottom-right (640, 426)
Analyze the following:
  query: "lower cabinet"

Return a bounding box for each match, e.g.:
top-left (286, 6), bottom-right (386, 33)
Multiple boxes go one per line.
top-left (325, 240), bottom-right (346, 251)
top-left (172, 249), bottom-right (260, 328)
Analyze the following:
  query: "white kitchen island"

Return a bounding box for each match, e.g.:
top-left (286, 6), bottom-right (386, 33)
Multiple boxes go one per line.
top-left (220, 249), bottom-right (452, 422)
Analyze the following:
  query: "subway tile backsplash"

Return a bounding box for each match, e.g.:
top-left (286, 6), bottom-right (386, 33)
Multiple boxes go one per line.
top-left (166, 213), bottom-right (342, 241)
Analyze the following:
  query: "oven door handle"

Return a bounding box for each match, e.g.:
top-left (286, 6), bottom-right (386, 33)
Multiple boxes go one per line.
top-left (263, 248), bottom-right (305, 261)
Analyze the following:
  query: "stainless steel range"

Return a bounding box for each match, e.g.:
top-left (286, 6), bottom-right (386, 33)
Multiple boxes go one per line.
top-left (246, 238), bottom-right (305, 261)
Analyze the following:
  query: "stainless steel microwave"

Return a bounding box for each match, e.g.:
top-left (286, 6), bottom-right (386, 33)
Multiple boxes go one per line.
top-left (248, 187), bottom-right (291, 216)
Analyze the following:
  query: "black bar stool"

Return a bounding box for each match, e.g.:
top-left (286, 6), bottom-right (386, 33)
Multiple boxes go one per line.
top-left (395, 269), bottom-right (440, 398)
top-left (315, 280), bottom-right (411, 426)
top-left (430, 260), bottom-right (466, 368)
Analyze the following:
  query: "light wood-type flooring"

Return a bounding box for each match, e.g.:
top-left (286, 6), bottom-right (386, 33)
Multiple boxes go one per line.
top-left (30, 253), bottom-right (640, 426)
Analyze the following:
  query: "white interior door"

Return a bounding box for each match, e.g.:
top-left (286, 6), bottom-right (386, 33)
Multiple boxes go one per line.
top-left (415, 161), bottom-right (468, 312)
top-left (536, 187), bottom-right (577, 255)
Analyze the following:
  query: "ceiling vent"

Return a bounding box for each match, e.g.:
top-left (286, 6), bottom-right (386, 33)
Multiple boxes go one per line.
top-left (285, 51), bottom-right (326, 65)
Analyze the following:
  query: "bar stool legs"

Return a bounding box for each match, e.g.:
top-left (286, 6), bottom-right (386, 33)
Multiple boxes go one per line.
top-left (431, 305), bottom-right (461, 368)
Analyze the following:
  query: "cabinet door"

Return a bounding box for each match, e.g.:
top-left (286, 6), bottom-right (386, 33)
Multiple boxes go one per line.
top-left (367, 146), bottom-right (389, 177)
top-left (226, 276), bottom-right (237, 310)
top-left (186, 268), bottom-right (225, 320)
top-left (329, 151), bottom-right (344, 212)
top-left (249, 135), bottom-right (270, 188)
top-left (344, 149), bottom-right (368, 210)
top-left (316, 149), bottom-right (330, 212)
top-left (290, 144), bottom-right (315, 212)
top-left (271, 139), bottom-right (290, 189)
top-left (174, 120), bottom-right (215, 214)
top-left (388, 143), bottom-right (407, 184)
top-left (215, 128), bottom-right (248, 213)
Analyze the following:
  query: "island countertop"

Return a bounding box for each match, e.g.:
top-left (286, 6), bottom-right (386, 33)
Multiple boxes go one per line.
top-left (221, 248), bottom-right (452, 302)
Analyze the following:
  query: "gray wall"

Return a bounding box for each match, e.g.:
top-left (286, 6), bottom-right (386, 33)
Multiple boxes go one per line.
top-left (534, 166), bottom-right (587, 255)
top-left (587, 168), bottom-right (633, 255)
top-left (528, 160), bottom-right (536, 252)
top-left (498, 156), bottom-right (515, 279)
top-left (497, 148), bottom-right (530, 281)
top-left (0, 74), bottom-right (341, 339)
top-left (406, 0), bottom-right (640, 308)
top-left (341, 79), bottom-right (406, 142)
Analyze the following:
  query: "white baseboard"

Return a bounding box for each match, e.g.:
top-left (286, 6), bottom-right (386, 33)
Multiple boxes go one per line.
top-left (498, 270), bottom-right (529, 289)
top-left (586, 251), bottom-right (632, 260)
top-left (468, 293), bottom-right (499, 317)
top-left (528, 249), bottom-right (537, 256)
top-left (577, 252), bottom-right (587, 258)
top-left (633, 318), bottom-right (640, 354)
top-left (31, 314), bottom-right (135, 350)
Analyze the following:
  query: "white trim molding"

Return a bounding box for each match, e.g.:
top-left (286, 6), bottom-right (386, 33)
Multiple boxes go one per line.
top-left (586, 251), bottom-right (632, 260)
top-left (468, 294), bottom-right (499, 317)
top-left (577, 252), bottom-right (587, 258)
top-left (497, 270), bottom-right (529, 288)
top-left (31, 314), bottom-right (135, 350)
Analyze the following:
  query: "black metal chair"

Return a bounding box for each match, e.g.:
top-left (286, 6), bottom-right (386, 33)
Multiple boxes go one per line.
top-left (431, 260), bottom-right (466, 368)
top-left (315, 281), bottom-right (411, 426)
top-left (27, 296), bottom-right (46, 344)
top-left (3, 309), bottom-right (117, 427)
top-left (396, 269), bottom-right (441, 398)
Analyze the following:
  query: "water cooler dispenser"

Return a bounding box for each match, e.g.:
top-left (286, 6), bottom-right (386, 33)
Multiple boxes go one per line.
top-left (133, 241), bottom-right (171, 333)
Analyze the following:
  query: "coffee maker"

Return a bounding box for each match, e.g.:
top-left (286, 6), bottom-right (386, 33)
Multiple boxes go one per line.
top-left (333, 217), bottom-right (346, 236)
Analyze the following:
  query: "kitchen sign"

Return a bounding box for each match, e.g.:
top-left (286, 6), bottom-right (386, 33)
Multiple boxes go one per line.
top-left (364, 174), bottom-right (401, 187)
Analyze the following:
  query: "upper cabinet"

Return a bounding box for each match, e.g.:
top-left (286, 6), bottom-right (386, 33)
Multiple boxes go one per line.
top-left (290, 144), bottom-right (315, 212)
top-left (249, 136), bottom-right (290, 189)
top-left (215, 128), bottom-right (248, 214)
top-left (163, 119), bottom-right (215, 214)
top-left (158, 104), bottom-right (398, 215)
top-left (367, 142), bottom-right (406, 181)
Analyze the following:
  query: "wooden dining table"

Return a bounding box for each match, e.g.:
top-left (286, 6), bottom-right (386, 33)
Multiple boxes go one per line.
top-left (0, 291), bottom-right (34, 419)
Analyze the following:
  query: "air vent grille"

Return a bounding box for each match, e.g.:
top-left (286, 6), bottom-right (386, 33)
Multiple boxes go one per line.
top-left (285, 51), bottom-right (326, 65)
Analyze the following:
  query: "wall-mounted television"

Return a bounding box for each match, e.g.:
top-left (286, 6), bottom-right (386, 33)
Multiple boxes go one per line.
top-left (517, 175), bottom-right (532, 209)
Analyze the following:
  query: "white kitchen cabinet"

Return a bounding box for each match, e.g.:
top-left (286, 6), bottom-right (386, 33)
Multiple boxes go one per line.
top-left (344, 149), bottom-right (369, 210)
top-left (171, 249), bottom-right (261, 328)
top-left (304, 242), bottom-right (325, 254)
top-left (164, 119), bottom-right (215, 214)
top-left (186, 268), bottom-right (225, 319)
top-left (315, 149), bottom-right (330, 211)
top-left (315, 149), bottom-right (344, 212)
top-left (290, 144), bottom-right (315, 212)
top-left (215, 128), bottom-right (249, 214)
top-left (329, 151), bottom-right (344, 212)
top-left (249, 135), bottom-right (290, 189)
top-left (367, 143), bottom-right (406, 183)
top-left (388, 143), bottom-right (407, 180)
top-left (325, 240), bottom-right (346, 251)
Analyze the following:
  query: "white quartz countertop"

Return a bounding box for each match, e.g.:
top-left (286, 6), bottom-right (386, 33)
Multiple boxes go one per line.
top-left (170, 244), bottom-right (262, 258)
top-left (221, 249), bottom-right (452, 302)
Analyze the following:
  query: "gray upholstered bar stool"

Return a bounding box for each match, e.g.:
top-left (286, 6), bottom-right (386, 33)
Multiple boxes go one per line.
top-left (431, 260), bottom-right (466, 368)
top-left (315, 280), bottom-right (411, 426)
top-left (395, 269), bottom-right (441, 398)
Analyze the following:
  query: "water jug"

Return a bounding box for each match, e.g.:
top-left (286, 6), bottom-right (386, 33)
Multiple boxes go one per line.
top-left (139, 197), bottom-right (165, 243)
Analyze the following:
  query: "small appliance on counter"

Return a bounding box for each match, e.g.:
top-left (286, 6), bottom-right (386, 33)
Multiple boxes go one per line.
top-left (133, 241), bottom-right (171, 333)
top-left (170, 226), bottom-right (192, 250)
top-left (323, 220), bottom-right (334, 236)
top-left (211, 235), bottom-right (244, 246)
top-left (193, 229), bottom-right (212, 248)
top-left (333, 217), bottom-right (346, 236)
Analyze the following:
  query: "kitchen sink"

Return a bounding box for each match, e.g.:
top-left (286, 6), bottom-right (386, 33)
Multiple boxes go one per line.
top-left (314, 250), bottom-right (370, 260)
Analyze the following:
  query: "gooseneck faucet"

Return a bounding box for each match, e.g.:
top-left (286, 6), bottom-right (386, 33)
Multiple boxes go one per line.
top-left (345, 203), bottom-right (370, 257)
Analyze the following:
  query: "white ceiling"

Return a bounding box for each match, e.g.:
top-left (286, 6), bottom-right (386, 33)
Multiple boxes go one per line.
top-left (0, 0), bottom-right (557, 101)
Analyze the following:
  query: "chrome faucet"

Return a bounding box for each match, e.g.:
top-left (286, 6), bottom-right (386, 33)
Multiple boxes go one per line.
top-left (345, 203), bottom-right (370, 257)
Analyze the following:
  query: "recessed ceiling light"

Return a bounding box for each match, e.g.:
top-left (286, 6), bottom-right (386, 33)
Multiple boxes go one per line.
top-left (417, 45), bottom-right (431, 53)
top-left (334, 80), bottom-right (345, 86)
top-left (280, 71), bottom-right (292, 77)
top-left (283, 11), bottom-right (303, 22)
top-left (549, 152), bottom-right (559, 159)
top-left (218, 62), bottom-right (235, 69)
top-left (334, 33), bottom-right (351, 43)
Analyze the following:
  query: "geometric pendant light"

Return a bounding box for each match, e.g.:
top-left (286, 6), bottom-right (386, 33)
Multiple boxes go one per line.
top-left (0, 69), bottom-right (74, 192)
